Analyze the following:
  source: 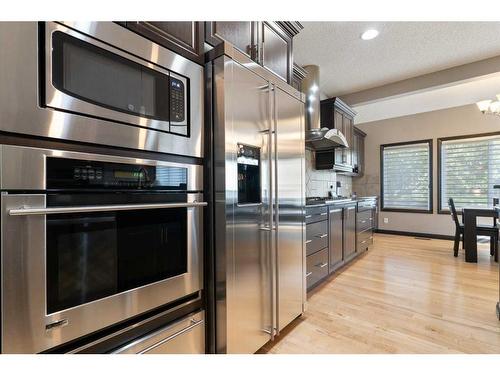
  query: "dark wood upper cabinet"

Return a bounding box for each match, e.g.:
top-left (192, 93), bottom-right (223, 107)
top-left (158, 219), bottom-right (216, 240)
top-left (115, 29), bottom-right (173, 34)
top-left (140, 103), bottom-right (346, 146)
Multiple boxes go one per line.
top-left (352, 127), bottom-right (366, 177)
top-left (261, 22), bottom-right (292, 82)
top-left (205, 22), bottom-right (256, 59)
top-left (205, 21), bottom-right (302, 84)
top-left (319, 97), bottom-right (359, 173)
top-left (123, 22), bottom-right (205, 64)
top-left (291, 63), bottom-right (307, 92)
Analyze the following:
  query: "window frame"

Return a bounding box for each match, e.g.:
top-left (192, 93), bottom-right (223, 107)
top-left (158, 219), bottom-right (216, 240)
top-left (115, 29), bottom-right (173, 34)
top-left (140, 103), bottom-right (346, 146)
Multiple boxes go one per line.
top-left (437, 131), bottom-right (500, 214)
top-left (380, 139), bottom-right (434, 214)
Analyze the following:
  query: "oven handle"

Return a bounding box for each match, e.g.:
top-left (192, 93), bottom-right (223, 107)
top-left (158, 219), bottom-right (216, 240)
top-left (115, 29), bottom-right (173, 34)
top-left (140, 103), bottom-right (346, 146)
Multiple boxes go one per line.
top-left (8, 201), bottom-right (208, 216)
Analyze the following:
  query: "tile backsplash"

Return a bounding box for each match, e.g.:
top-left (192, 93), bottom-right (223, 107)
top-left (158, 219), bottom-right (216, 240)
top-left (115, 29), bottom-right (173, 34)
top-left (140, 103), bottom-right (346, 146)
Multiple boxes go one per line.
top-left (305, 149), bottom-right (352, 198)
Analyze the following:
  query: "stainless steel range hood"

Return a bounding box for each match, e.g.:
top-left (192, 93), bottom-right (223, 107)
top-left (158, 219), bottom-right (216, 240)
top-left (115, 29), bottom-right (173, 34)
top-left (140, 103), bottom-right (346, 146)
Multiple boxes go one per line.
top-left (302, 65), bottom-right (349, 150)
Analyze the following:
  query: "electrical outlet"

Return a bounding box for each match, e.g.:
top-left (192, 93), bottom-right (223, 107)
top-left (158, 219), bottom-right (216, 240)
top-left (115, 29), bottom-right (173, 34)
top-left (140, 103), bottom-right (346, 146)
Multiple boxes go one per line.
top-left (383, 217), bottom-right (389, 224)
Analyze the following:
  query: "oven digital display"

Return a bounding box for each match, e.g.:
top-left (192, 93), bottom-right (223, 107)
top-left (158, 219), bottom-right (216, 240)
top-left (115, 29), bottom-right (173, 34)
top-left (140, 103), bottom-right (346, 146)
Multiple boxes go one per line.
top-left (114, 170), bottom-right (145, 180)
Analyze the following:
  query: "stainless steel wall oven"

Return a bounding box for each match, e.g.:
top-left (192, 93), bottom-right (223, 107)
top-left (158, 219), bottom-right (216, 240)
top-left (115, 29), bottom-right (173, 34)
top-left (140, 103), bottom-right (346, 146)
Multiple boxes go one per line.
top-left (0, 145), bottom-right (205, 353)
top-left (0, 22), bottom-right (203, 157)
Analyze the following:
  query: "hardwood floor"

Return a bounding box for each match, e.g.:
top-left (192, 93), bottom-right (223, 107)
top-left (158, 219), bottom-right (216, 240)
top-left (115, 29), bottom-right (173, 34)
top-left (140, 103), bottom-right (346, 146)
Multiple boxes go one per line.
top-left (259, 233), bottom-right (500, 354)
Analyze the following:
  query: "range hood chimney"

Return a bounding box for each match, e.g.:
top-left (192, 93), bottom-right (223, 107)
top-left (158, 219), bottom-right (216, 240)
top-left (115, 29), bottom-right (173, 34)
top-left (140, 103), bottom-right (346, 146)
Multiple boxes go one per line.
top-left (302, 65), bottom-right (348, 150)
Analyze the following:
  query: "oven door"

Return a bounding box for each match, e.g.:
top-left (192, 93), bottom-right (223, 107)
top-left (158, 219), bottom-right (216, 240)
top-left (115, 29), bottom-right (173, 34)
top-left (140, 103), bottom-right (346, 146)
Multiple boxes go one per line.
top-left (0, 192), bottom-right (204, 353)
top-left (44, 22), bottom-right (188, 136)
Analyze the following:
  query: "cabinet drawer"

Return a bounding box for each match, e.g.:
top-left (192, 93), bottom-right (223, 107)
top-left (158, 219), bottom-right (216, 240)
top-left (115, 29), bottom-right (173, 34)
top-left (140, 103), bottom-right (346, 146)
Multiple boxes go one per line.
top-left (306, 248), bottom-right (329, 290)
top-left (306, 220), bottom-right (328, 256)
top-left (305, 206), bottom-right (328, 224)
top-left (357, 211), bottom-right (373, 232)
top-left (112, 311), bottom-right (205, 354)
top-left (357, 229), bottom-right (373, 251)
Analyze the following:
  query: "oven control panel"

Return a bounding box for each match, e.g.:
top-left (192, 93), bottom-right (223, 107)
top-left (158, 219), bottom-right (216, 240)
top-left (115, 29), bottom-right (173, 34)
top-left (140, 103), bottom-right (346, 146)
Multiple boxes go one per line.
top-left (47, 157), bottom-right (187, 190)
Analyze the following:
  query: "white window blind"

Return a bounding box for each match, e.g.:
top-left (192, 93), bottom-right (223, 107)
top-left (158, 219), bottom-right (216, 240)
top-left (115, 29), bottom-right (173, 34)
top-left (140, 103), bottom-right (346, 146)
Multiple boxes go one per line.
top-left (440, 134), bottom-right (500, 211)
top-left (382, 141), bottom-right (431, 211)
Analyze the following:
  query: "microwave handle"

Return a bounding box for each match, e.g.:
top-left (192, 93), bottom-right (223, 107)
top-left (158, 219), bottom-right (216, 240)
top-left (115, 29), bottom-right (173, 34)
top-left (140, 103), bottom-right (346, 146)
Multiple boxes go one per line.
top-left (8, 201), bottom-right (208, 216)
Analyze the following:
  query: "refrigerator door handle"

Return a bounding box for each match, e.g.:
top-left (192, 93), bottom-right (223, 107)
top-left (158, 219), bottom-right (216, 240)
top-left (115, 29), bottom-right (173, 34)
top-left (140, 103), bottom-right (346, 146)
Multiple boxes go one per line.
top-left (272, 83), bottom-right (280, 336)
top-left (267, 82), bottom-right (276, 342)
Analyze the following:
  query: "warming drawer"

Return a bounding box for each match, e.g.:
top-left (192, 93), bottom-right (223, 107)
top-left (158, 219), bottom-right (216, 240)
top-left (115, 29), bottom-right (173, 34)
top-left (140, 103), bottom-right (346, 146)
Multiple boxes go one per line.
top-left (111, 311), bottom-right (205, 354)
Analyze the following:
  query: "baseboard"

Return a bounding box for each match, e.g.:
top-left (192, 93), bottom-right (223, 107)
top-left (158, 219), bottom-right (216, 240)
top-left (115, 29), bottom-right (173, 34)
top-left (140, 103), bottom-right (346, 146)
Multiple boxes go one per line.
top-left (374, 229), bottom-right (454, 241)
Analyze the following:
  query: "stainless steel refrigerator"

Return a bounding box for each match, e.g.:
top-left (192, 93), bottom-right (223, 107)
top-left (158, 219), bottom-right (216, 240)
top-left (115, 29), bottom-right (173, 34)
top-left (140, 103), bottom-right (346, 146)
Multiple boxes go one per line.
top-left (206, 45), bottom-right (306, 353)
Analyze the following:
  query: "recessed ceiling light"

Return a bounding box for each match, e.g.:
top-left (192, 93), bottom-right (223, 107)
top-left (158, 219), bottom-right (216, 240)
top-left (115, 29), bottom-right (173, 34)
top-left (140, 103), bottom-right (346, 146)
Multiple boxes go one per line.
top-left (361, 29), bottom-right (379, 41)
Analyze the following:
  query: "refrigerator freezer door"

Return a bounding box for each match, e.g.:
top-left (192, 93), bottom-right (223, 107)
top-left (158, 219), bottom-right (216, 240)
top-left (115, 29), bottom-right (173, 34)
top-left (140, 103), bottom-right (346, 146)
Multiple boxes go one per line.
top-left (274, 86), bottom-right (305, 331)
top-left (222, 59), bottom-right (273, 353)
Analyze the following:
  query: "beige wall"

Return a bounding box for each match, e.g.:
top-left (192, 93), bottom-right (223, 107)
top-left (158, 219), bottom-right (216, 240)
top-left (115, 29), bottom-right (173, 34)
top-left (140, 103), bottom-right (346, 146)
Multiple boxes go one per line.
top-left (353, 103), bottom-right (500, 236)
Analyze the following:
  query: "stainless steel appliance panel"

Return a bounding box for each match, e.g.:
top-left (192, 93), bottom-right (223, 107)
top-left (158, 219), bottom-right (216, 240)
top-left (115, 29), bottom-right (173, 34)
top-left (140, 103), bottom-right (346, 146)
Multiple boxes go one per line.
top-left (212, 50), bottom-right (305, 353)
top-left (111, 311), bottom-right (205, 354)
top-left (0, 22), bottom-right (203, 157)
top-left (0, 145), bottom-right (204, 353)
top-left (274, 86), bottom-right (305, 331)
top-left (216, 57), bottom-right (273, 354)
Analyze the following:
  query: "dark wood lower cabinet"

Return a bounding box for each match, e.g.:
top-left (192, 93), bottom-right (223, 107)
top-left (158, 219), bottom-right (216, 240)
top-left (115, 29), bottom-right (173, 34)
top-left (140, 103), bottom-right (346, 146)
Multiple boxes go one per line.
top-left (307, 199), bottom-right (377, 293)
top-left (343, 205), bottom-right (357, 261)
top-left (328, 207), bottom-right (343, 270)
top-left (306, 248), bottom-right (329, 290)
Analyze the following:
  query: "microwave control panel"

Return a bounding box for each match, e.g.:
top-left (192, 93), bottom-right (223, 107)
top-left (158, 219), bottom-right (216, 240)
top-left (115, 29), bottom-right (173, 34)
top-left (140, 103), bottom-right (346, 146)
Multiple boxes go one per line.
top-left (169, 77), bottom-right (186, 124)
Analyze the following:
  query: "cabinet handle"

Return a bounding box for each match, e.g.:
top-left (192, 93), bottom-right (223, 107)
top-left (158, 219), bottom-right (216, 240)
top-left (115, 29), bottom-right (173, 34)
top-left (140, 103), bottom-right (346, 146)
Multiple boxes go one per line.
top-left (305, 240), bottom-right (312, 244)
top-left (306, 272), bottom-right (313, 278)
top-left (305, 215), bottom-right (312, 219)
top-left (329, 209), bottom-right (342, 213)
top-left (320, 212), bottom-right (328, 216)
top-left (316, 234), bottom-right (327, 238)
top-left (316, 262), bottom-right (328, 268)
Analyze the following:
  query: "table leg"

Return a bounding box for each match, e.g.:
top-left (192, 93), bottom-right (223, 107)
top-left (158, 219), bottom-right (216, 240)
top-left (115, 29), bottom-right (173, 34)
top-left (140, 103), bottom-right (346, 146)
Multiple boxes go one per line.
top-left (463, 210), bottom-right (478, 263)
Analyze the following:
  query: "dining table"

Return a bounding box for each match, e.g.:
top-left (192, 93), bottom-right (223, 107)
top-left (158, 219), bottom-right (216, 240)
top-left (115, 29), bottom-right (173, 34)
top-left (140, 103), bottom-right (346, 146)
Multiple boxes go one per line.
top-left (462, 205), bottom-right (500, 263)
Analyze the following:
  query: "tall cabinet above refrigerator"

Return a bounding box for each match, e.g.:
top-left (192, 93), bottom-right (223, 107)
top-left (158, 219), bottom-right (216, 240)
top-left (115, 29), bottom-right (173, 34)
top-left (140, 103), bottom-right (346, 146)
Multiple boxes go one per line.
top-left (206, 44), bottom-right (306, 354)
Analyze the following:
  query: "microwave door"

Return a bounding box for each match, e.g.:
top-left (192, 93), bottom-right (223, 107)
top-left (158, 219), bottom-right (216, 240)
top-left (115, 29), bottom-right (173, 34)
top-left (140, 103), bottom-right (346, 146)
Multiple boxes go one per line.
top-left (45, 22), bottom-right (172, 134)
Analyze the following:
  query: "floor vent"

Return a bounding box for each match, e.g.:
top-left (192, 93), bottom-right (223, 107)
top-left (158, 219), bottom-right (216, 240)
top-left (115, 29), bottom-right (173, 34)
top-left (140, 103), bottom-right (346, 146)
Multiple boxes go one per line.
top-left (414, 237), bottom-right (431, 240)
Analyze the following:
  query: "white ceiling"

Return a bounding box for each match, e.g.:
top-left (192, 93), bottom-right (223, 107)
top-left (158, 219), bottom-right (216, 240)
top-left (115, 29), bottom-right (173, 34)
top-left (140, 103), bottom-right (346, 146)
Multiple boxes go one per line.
top-left (354, 73), bottom-right (500, 124)
top-left (294, 22), bottom-right (500, 97)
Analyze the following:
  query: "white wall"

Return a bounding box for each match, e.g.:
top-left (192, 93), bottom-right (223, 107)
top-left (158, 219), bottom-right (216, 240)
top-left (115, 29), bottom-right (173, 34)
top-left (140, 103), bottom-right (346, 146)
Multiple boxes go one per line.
top-left (306, 149), bottom-right (352, 198)
top-left (353, 103), bottom-right (500, 236)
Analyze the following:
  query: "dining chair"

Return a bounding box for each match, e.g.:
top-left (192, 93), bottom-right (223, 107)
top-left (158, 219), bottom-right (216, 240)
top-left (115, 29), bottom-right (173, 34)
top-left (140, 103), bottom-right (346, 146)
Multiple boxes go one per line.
top-left (448, 198), bottom-right (498, 258)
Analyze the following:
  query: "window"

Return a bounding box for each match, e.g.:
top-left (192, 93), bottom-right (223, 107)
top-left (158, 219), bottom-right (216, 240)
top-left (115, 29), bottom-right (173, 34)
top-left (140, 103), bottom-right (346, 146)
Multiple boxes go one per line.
top-left (439, 133), bottom-right (500, 212)
top-left (381, 140), bottom-right (433, 212)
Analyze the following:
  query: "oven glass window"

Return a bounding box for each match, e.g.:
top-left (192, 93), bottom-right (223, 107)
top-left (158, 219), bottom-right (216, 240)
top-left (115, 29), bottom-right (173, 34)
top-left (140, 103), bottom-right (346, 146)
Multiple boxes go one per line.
top-left (46, 207), bottom-right (187, 314)
top-left (51, 31), bottom-right (170, 122)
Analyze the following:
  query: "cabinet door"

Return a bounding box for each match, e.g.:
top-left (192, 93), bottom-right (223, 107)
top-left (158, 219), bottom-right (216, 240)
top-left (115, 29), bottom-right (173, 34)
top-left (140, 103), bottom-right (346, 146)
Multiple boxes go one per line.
top-left (328, 208), bottom-right (343, 272)
top-left (343, 206), bottom-right (357, 260)
top-left (358, 132), bottom-right (365, 177)
top-left (261, 22), bottom-right (292, 83)
top-left (205, 22), bottom-right (256, 59)
top-left (343, 115), bottom-right (353, 167)
top-left (351, 132), bottom-right (359, 174)
top-left (334, 110), bottom-right (344, 165)
top-left (124, 22), bottom-right (204, 64)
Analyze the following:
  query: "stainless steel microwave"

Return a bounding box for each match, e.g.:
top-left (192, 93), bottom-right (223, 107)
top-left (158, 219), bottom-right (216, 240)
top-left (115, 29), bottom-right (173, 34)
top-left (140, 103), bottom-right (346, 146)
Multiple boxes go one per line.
top-left (0, 22), bottom-right (204, 157)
